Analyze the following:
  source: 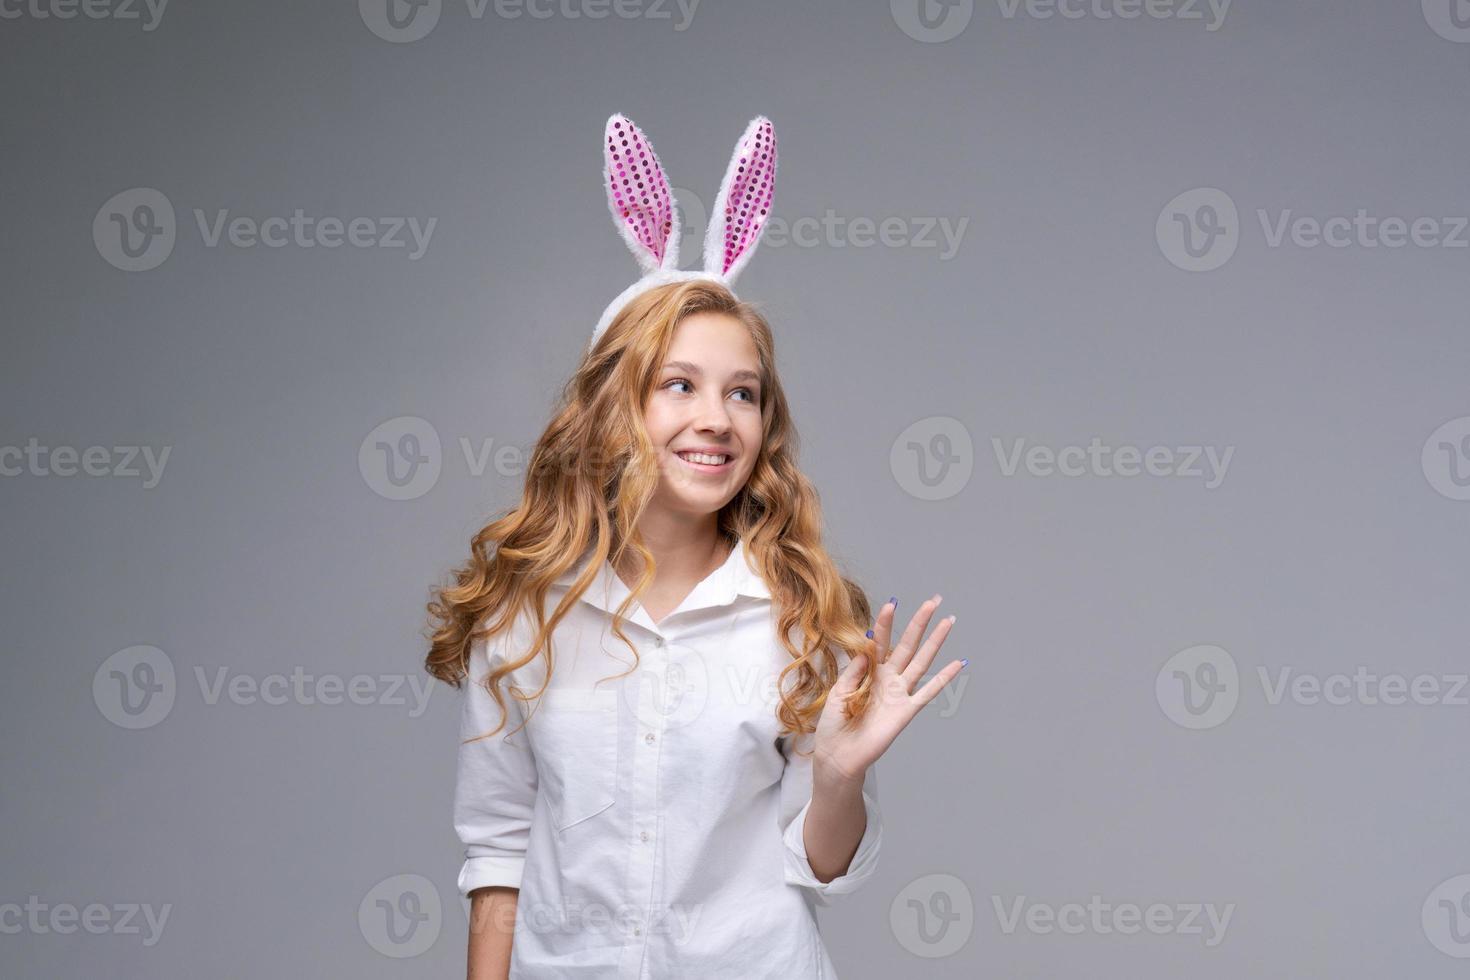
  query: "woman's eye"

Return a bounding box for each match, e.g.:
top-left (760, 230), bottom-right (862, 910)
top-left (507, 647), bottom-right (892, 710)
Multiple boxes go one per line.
top-left (663, 379), bottom-right (756, 402)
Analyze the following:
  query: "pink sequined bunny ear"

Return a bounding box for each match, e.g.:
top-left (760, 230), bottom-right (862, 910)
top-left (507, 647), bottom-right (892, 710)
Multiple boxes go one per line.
top-left (703, 116), bottom-right (776, 283)
top-left (603, 113), bottom-right (681, 275)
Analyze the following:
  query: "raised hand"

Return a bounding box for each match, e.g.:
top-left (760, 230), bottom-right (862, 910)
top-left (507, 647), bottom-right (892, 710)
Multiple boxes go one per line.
top-left (812, 595), bottom-right (966, 783)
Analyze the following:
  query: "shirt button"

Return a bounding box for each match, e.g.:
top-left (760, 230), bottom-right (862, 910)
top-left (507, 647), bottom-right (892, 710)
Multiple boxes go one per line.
top-left (654, 636), bottom-right (665, 647)
top-left (640, 830), bottom-right (650, 842)
top-left (633, 925), bottom-right (642, 936)
top-left (644, 732), bottom-right (656, 745)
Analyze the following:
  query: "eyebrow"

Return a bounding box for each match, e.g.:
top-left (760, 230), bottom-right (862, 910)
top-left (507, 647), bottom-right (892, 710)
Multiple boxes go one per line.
top-left (660, 360), bottom-right (762, 386)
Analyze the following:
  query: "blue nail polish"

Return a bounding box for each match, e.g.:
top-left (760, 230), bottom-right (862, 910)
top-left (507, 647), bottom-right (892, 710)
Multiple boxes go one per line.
top-left (865, 629), bottom-right (874, 639)
top-left (889, 596), bottom-right (897, 610)
top-left (960, 658), bottom-right (969, 668)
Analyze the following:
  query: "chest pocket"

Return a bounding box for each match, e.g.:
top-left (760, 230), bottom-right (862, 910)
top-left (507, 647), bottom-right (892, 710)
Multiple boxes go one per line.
top-left (526, 685), bottom-right (619, 832)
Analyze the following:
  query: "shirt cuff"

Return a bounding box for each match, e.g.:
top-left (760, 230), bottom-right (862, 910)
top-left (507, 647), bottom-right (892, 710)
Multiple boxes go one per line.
top-left (458, 850), bottom-right (526, 897)
top-left (782, 788), bottom-right (882, 906)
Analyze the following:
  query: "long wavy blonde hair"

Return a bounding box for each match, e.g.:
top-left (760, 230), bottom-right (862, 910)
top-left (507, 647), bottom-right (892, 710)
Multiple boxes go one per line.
top-left (425, 279), bottom-right (876, 744)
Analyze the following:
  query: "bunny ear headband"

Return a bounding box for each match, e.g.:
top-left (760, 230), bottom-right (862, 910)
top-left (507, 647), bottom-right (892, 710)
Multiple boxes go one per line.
top-left (591, 112), bottom-right (777, 349)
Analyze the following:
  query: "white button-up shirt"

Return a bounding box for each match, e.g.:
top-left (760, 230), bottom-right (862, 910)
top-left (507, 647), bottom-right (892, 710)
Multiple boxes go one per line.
top-left (454, 537), bottom-right (883, 978)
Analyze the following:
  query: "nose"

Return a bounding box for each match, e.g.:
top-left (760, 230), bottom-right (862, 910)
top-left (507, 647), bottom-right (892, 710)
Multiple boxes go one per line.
top-left (693, 390), bottom-right (733, 436)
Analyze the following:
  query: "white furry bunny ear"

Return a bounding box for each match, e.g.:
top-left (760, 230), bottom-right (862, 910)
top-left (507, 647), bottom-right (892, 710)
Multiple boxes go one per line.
top-left (603, 113), bottom-right (681, 275)
top-left (589, 113), bottom-right (777, 351)
top-left (703, 116), bottom-right (776, 283)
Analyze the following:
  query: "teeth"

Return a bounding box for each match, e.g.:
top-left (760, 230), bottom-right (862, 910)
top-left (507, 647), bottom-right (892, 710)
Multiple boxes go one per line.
top-left (677, 451), bottom-right (728, 465)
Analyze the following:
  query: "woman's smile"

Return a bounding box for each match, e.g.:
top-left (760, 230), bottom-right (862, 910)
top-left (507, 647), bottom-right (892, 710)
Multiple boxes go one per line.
top-left (673, 448), bottom-right (735, 473)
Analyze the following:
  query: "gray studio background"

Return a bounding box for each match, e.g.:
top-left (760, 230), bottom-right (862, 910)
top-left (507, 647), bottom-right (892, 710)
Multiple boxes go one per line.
top-left (4, 1), bottom-right (1469, 976)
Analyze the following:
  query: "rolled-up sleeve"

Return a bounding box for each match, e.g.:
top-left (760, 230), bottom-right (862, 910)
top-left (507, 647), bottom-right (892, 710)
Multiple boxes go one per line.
top-left (777, 725), bottom-right (883, 907)
top-left (454, 634), bottom-right (539, 897)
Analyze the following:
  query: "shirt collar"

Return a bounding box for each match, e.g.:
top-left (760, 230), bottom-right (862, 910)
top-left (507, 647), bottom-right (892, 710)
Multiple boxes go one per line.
top-left (551, 535), bottom-right (772, 620)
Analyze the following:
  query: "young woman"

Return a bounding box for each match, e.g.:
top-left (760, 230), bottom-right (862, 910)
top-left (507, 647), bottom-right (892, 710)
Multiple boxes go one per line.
top-left (425, 115), bottom-right (965, 979)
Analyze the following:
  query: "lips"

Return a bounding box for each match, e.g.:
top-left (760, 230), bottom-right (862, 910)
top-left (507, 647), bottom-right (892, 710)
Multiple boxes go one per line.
top-left (673, 449), bottom-right (733, 472)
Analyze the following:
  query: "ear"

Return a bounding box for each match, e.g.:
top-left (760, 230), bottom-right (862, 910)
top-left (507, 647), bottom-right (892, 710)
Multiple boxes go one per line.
top-left (603, 113), bottom-right (681, 275)
top-left (703, 116), bottom-right (777, 282)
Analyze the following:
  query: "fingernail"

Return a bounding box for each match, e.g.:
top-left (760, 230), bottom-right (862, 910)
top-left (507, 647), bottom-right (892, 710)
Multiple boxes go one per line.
top-left (865, 629), bottom-right (874, 639)
top-left (889, 596), bottom-right (897, 611)
top-left (960, 658), bottom-right (969, 668)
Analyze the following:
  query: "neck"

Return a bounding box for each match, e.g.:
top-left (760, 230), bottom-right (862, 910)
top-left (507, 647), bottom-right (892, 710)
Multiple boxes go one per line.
top-left (614, 514), bottom-right (730, 587)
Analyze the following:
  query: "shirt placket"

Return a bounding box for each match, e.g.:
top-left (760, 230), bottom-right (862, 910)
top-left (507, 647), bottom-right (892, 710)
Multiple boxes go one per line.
top-left (621, 626), bottom-right (671, 980)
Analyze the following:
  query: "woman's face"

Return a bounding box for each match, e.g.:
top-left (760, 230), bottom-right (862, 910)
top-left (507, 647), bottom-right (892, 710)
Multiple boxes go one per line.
top-left (643, 311), bottom-right (764, 517)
